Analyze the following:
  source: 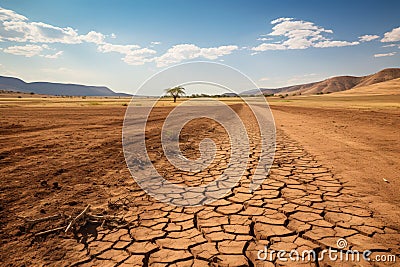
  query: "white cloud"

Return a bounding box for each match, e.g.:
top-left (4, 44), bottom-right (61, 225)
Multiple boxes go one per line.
top-left (153, 44), bottom-right (238, 67)
top-left (252, 43), bottom-right (286, 51)
top-left (2, 43), bottom-right (63, 58)
top-left (259, 77), bottom-right (270, 81)
top-left (0, 7), bottom-right (27, 21)
top-left (374, 52), bottom-right (396, 57)
top-left (110, 33), bottom-right (116, 39)
top-left (0, 6), bottom-right (104, 44)
top-left (96, 42), bottom-right (157, 65)
top-left (43, 50), bottom-right (63, 59)
top-left (122, 48), bottom-right (157, 65)
top-left (381, 44), bottom-right (400, 49)
top-left (358, 34), bottom-right (379, 42)
top-left (282, 35), bottom-right (314, 49)
top-left (2, 20), bottom-right (82, 43)
top-left (97, 43), bottom-right (141, 54)
top-left (80, 31), bottom-right (105, 44)
top-left (199, 45), bottom-right (238, 59)
top-left (149, 41), bottom-right (161, 48)
top-left (270, 17), bottom-right (293, 25)
top-left (0, 6), bottom-right (162, 65)
top-left (314, 40), bottom-right (359, 48)
top-left (3, 44), bottom-right (46, 57)
top-left (0, 6), bottom-right (239, 67)
top-left (257, 37), bottom-right (272, 41)
top-left (154, 44), bottom-right (200, 67)
top-left (252, 17), bottom-right (359, 51)
top-left (381, 27), bottom-right (400, 42)
top-left (269, 19), bottom-right (332, 37)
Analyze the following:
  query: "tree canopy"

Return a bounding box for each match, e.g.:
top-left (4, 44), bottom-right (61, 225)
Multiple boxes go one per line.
top-left (165, 86), bottom-right (186, 102)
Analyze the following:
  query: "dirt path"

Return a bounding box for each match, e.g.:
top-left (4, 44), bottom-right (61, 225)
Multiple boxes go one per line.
top-left (0, 105), bottom-right (399, 266)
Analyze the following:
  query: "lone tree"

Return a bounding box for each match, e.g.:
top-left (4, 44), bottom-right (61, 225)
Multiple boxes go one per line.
top-left (165, 86), bottom-right (185, 103)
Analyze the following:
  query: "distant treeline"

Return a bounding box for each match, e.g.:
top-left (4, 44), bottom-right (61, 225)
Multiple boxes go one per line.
top-left (162, 93), bottom-right (241, 98)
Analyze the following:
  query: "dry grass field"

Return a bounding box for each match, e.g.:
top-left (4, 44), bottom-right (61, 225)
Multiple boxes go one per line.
top-left (0, 91), bottom-right (399, 266)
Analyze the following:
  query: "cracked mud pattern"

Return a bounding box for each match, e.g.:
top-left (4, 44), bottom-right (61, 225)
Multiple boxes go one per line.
top-left (62, 129), bottom-right (399, 267)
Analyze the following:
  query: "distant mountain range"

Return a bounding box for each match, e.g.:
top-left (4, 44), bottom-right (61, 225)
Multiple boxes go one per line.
top-left (0, 76), bottom-right (130, 96)
top-left (1, 67), bottom-right (399, 97)
top-left (242, 68), bottom-right (400, 95)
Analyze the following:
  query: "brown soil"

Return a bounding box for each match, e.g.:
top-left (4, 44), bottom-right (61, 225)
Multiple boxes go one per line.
top-left (271, 105), bottom-right (400, 226)
top-left (0, 104), bottom-right (399, 266)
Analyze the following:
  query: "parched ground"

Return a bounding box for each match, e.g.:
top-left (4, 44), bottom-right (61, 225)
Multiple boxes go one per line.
top-left (270, 104), bottom-right (400, 227)
top-left (0, 101), bottom-right (399, 266)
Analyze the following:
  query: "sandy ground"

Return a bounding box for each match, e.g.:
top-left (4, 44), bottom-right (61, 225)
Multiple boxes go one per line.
top-left (270, 105), bottom-right (400, 228)
top-left (0, 96), bottom-right (399, 266)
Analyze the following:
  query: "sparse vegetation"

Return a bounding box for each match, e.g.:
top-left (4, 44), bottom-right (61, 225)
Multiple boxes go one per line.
top-left (165, 86), bottom-right (186, 102)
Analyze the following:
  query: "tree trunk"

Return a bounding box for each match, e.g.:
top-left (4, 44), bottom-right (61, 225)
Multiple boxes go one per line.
top-left (173, 96), bottom-right (177, 102)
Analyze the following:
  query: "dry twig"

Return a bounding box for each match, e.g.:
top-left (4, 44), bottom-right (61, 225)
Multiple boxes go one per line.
top-left (65, 205), bottom-right (91, 233)
top-left (34, 226), bottom-right (65, 237)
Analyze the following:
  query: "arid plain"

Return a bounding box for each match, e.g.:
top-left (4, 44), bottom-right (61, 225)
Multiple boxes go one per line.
top-left (0, 84), bottom-right (399, 266)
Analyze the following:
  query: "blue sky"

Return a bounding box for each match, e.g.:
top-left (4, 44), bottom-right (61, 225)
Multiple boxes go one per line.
top-left (0, 0), bottom-right (399, 95)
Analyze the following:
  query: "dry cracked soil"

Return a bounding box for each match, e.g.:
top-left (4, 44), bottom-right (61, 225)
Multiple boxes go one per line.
top-left (0, 103), bottom-right (399, 266)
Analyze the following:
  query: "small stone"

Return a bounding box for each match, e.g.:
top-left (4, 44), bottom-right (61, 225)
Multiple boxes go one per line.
top-left (53, 182), bottom-right (61, 189)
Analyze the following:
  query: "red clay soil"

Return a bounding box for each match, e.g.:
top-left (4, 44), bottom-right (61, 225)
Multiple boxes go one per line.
top-left (0, 105), bottom-right (399, 266)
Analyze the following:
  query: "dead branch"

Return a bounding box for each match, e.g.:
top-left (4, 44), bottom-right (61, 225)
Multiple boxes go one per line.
top-left (25, 214), bottom-right (61, 224)
top-left (34, 226), bottom-right (65, 237)
top-left (65, 205), bottom-right (90, 233)
top-left (23, 214), bottom-right (62, 231)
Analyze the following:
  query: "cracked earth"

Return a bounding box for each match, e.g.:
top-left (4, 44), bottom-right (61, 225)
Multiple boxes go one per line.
top-left (74, 133), bottom-right (399, 267)
top-left (0, 105), bottom-right (399, 266)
